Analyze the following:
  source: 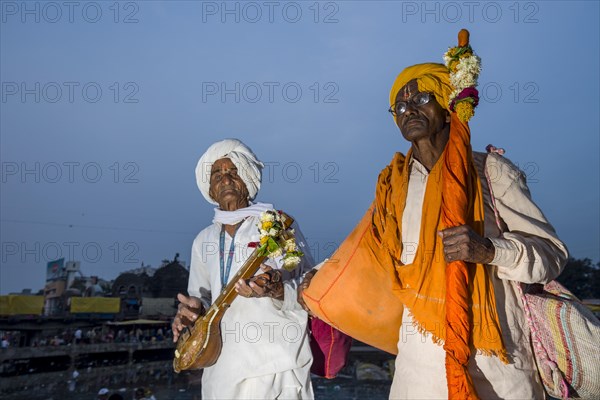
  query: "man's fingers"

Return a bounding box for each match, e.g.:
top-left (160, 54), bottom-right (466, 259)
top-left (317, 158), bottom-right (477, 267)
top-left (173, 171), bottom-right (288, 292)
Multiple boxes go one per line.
top-left (171, 318), bottom-right (184, 342)
top-left (177, 293), bottom-right (197, 308)
top-left (177, 293), bottom-right (188, 303)
top-left (176, 297), bottom-right (201, 322)
top-left (297, 269), bottom-right (317, 314)
top-left (444, 249), bottom-right (459, 262)
top-left (444, 239), bottom-right (493, 264)
top-left (178, 307), bottom-right (199, 323)
top-left (235, 279), bottom-right (256, 297)
top-left (235, 278), bottom-right (271, 298)
top-left (298, 292), bottom-right (315, 317)
top-left (443, 239), bottom-right (470, 261)
top-left (441, 231), bottom-right (470, 247)
top-left (173, 294), bottom-right (204, 344)
top-left (439, 225), bottom-right (470, 239)
top-left (438, 227), bottom-right (460, 239)
top-left (443, 242), bottom-right (461, 254)
top-left (260, 264), bottom-right (272, 272)
top-left (177, 293), bottom-right (201, 309)
top-left (249, 281), bottom-right (266, 296)
top-left (235, 279), bottom-right (250, 292)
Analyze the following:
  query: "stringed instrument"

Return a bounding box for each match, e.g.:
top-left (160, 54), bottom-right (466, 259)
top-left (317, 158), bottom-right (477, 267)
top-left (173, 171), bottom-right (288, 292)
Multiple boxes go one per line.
top-left (173, 212), bottom-right (294, 373)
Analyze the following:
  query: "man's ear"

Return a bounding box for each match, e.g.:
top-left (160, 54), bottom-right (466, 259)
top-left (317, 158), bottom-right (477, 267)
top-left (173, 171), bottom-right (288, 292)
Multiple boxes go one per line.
top-left (445, 111), bottom-right (451, 124)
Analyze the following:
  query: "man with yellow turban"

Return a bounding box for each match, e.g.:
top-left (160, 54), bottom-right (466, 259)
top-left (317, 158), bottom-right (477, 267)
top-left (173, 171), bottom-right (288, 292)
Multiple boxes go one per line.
top-left (301, 33), bottom-right (568, 399)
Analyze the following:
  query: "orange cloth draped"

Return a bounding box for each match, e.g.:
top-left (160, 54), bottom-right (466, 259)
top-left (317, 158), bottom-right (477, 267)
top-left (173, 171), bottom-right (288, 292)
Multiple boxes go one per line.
top-left (376, 64), bottom-right (508, 399)
top-left (442, 113), bottom-right (481, 399)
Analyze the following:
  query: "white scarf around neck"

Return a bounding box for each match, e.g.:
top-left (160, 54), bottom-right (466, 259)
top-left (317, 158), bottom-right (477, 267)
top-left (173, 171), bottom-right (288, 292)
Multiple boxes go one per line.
top-left (212, 202), bottom-right (274, 225)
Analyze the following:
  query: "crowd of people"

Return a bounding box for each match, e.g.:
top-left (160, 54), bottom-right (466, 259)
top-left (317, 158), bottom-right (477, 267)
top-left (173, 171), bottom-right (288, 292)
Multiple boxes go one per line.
top-left (0, 326), bottom-right (172, 349)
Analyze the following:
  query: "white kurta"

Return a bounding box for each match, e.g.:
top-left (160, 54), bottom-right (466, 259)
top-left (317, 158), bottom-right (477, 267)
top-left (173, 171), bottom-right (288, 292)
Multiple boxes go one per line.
top-left (188, 215), bottom-right (315, 400)
top-left (389, 152), bottom-right (568, 399)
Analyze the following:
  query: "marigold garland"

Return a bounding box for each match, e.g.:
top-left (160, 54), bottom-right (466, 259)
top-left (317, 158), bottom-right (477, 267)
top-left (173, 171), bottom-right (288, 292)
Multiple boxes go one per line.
top-left (444, 29), bottom-right (481, 122)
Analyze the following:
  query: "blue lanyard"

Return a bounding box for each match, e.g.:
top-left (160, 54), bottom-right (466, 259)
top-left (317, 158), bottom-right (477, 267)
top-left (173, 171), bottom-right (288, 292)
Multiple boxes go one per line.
top-left (219, 225), bottom-right (239, 287)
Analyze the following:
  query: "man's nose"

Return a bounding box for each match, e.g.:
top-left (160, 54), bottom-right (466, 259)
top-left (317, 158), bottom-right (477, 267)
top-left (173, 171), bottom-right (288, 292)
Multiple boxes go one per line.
top-left (404, 101), bottom-right (418, 114)
top-left (220, 172), bottom-right (233, 184)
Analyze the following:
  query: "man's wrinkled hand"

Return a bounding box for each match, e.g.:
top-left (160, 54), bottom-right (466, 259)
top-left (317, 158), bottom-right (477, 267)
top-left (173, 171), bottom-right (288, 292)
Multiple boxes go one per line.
top-left (235, 264), bottom-right (284, 300)
top-left (438, 225), bottom-right (495, 265)
top-left (172, 293), bottom-right (203, 343)
top-left (297, 269), bottom-right (317, 317)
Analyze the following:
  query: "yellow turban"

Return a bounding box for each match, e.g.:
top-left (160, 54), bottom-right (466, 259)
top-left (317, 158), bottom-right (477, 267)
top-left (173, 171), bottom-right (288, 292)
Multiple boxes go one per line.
top-left (389, 63), bottom-right (452, 112)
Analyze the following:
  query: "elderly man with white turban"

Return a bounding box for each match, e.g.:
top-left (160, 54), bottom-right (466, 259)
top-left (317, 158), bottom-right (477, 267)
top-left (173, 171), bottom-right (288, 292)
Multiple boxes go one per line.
top-left (172, 139), bottom-right (315, 399)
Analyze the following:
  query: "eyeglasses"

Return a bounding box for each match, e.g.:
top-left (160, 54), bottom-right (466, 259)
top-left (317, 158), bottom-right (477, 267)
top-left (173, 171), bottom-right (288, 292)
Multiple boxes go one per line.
top-left (388, 92), bottom-right (433, 117)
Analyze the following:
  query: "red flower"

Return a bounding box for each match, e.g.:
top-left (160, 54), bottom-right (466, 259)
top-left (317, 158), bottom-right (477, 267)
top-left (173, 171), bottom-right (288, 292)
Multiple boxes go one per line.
top-left (450, 87), bottom-right (479, 111)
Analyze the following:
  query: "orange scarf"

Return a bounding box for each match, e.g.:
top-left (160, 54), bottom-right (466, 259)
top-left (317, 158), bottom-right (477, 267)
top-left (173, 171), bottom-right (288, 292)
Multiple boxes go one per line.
top-left (372, 124), bottom-right (508, 398)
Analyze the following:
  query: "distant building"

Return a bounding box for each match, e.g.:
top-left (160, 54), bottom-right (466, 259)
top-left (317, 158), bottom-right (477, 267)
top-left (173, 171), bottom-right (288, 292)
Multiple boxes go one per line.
top-left (112, 254), bottom-right (189, 319)
top-left (41, 260), bottom-right (114, 316)
top-left (111, 270), bottom-right (151, 318)
top-left (6, 254), bottom-right (189, 320)
top-left (149, 254), bottom-right (189, 298)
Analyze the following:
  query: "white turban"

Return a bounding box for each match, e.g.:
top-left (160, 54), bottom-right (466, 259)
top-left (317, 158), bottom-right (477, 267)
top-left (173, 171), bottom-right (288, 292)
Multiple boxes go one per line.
top-left (195, 139), bottom-right (264, 205)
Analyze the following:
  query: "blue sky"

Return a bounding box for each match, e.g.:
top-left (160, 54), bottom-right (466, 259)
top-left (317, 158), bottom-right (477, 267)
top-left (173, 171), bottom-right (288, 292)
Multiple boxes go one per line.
top-left (1, 0), bottom-right (599, 294)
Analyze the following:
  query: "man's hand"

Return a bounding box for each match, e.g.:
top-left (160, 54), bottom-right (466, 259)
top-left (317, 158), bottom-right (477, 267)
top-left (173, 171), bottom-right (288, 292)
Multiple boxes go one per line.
top-left (438, 225), bottom-right (495, 265)
top-left (235, 264), bottom-right (284, 300)
top-left (172, 293), bottom-right (204, 343)
top-left (297, 269), bottom-right (317, 317)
